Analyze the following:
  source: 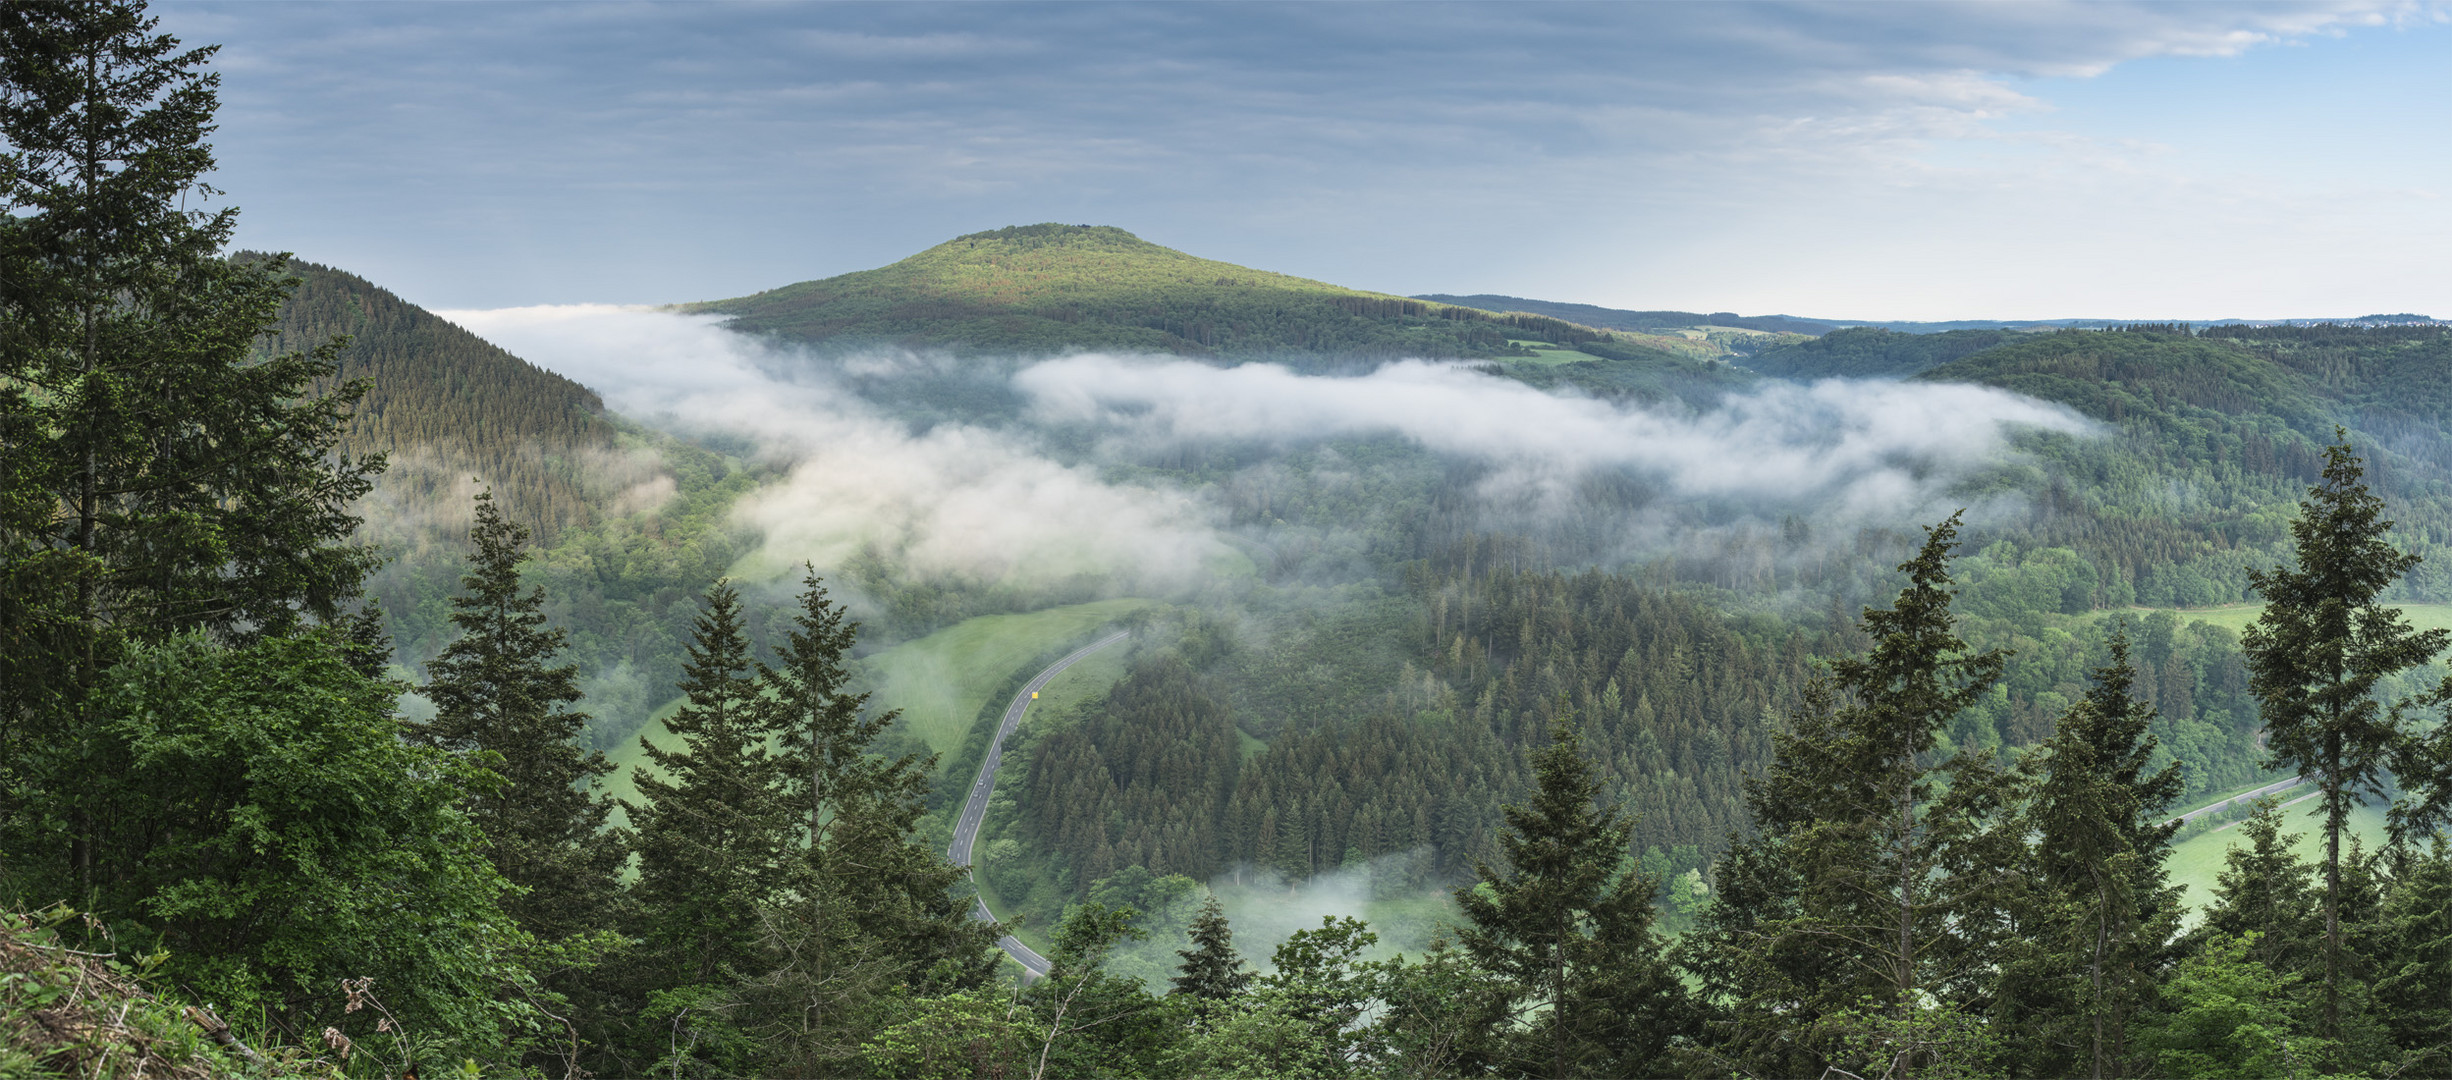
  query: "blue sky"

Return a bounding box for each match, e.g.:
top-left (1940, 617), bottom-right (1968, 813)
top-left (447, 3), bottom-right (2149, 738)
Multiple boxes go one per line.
top-left (162, 1), bottom-right (2452, 319)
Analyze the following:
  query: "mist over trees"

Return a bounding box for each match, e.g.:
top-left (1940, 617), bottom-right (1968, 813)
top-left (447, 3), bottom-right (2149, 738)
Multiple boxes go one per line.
top-left (8, 3), bottom-right (2452, 1078)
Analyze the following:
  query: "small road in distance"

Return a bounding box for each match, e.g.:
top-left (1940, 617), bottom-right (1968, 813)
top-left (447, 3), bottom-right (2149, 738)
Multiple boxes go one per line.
top-left (2169, 775), bottom-right (2305, 827)
top-left (947, 629), bottom-right (1130, 979)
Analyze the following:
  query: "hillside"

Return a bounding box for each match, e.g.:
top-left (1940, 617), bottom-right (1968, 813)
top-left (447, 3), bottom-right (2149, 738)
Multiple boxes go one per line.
top-left (685, 224), bottom-right (1633, 363)
top-left (1913, 325), bottom-right (2452, 603)
top-left (257, 256), bottom-right (620, 535)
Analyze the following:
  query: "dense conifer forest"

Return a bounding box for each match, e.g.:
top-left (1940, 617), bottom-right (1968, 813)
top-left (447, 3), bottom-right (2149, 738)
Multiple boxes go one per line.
top-left (259, 257), bottom-right (620, 536)
top-left (9, 5), bottom-right (2452, 1078)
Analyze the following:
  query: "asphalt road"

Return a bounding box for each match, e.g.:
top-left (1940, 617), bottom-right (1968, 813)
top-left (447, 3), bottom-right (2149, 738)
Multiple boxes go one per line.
top-left (2169, 775), bottom-right (2305, 826)
top-left (947, 629), bottom-right (1131, 978)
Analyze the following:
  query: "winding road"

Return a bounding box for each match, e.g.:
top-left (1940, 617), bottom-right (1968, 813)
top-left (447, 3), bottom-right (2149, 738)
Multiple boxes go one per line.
top-left (948, 629), bottom-right (1131, 978)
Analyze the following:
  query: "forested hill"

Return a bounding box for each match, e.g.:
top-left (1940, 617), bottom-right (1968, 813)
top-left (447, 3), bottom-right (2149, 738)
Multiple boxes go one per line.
top-left (1905, 324), bottom-right (2452, 602)
top-left (255, 256), bottom-right (619, 534)
top-left (683, 223), bottom-right (1638, 362)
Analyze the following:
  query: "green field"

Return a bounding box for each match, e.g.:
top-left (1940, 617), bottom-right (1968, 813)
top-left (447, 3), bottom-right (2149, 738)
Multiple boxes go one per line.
top-left (1502, 339), bottom-right (1595, 365)
top-left (2167, 792), bottom-right (2388, 924)
top-left (602, 597), bottom-right (1154, 819)
top-left (2114, 602), bottom-right (2452, 637)
top-left (863, 597), bottom-right (1154, 762)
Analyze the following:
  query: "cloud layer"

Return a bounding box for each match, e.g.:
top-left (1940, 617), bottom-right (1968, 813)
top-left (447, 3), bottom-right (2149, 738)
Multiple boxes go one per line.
top-left (435, 306), bottom-right (1231, 592)
top-left (1018, 354), bottom-right (2087, 521)
top-left (434, 308), bottom-right (2091, 597)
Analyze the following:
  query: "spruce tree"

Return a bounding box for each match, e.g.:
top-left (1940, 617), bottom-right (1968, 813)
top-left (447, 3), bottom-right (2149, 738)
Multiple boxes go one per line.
top-left (2242, 433), bottom-right (2448, 1040)
top-left (2370, 838), bottom-right (2452, 1057)
top-left (628, 579), bottom-right (793, 986)
top-left (730, 568), bottom-right (996, 1075)
top-left (1456, 713), bottom-right (1688, 1079)
top-left (1171, 895), bottom-right (1250, 1004)
top-left (0, 0), bottom-right (380, 895)
top-left (419, 491), bottom-right (624, 942)
top-left (2004, 630), bottom-right (2185, 1078)
top-left (1686, 513), bottom-right (2017, 1079)
top-left (2203, 799), bottom-right (2321, 981)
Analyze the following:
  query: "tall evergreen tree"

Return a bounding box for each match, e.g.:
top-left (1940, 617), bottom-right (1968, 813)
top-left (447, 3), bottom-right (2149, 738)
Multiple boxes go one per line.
top-left (2002, 630), bottom-right (2185, 1078)
top-left (627, 580), bottom-right (793, 986)
top-left (727, 568), bottom-right (997, 1075)
top-left (1686, 513), bottom-right (2017, 1079)
top-left (0, 0), bottom-right (380, 895)
top-left (2242, 433), bottom-right (2449, 1040)
top-left (1456, 713), bottom-right (1689, 1079)
top-left (1172, 895), bottom-right (1251, 1004)
top-left (419, 491), bottom-right (624, 942)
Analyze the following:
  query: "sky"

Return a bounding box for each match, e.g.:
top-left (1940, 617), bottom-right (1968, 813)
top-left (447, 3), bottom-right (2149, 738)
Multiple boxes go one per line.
top-left (161, 1), bottom-right (2452, 320)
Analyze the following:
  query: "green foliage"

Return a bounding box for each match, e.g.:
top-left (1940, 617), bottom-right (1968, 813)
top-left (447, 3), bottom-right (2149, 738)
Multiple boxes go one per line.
top-left (2204, 799), bottom-right (2324, 981)
top-left (628, 581), bottom-right (792, 989)
top-left (1169, 896), bottom-right (1250, 1004)
top-left (78, 634), bottom-right (535, 1061)
top-left (0, 0), bottom-right (381, 859)
top-left (859, 987), bottom-right (1035, 1079)
top-left (1456, 715), bottom-right (1690, 1079)
top-left (1683, 517), bottom-right (2024, 1078)
top-left (1752, 326), bottom-right (2016, 379)
top-left (2242, 435), bottom-right (2450, 1039)
top-left (419, 492), bottom-right (626, 944)
top-left (2134, 932), bottom-right (2327, 1080)
top-left (1996, 631), bottom-right (2187, 1078)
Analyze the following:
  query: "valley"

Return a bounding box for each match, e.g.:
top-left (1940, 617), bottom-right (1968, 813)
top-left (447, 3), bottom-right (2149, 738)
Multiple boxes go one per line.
top-left (14, 7), bottom-right (2452, 1075)
top-left (337, 226), bottom-right (2452, 954)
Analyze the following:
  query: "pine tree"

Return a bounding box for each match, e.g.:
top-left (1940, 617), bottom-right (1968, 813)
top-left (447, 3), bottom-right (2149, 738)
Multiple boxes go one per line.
top-left (1171, 895), bottom-right (1250, 1004)
top-left (628, 579), bottom-right (793, 986)
top-left (1456, 713), bottom-right (1688, 1079)
top-left (2242, 433), bottom-right (2449, 1040)
top-left (2003, 630), bottom-right (2185, 1078)
top-left (1686, 514), bottom-right (2016, 1079)
top-left (2370, 839), bottom-right (2452, 1057)
top-left (730, 568), bottom-right (996, 1075)
top-left (2203, 799), bottom-right (2320, 982)
top-left (419, 491), bottom-right (623, 941)
top-left (0, 0), bottom-right (380, 895)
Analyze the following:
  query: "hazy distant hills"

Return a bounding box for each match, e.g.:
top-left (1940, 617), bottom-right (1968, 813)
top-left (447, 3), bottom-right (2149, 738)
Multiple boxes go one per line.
top-left (685, 224), bottom-right (1665, 364)
top-left (258, 257), bottom-right (619, 535)
top-left (1411, 294), bottom-right (1840, 336)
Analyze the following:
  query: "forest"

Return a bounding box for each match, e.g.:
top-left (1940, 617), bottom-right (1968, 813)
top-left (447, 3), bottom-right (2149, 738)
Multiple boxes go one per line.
top-left (9, 4), bottom-right (2452, 1079)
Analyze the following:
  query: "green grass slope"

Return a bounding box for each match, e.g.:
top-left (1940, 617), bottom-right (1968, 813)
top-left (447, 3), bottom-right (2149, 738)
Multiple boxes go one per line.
top-left (685, 224), bottom-right (1637, 363)
top-left (2168, 796), bottom-right (2388, 923)
top-left (602, 597), bottom-right (1154, 809)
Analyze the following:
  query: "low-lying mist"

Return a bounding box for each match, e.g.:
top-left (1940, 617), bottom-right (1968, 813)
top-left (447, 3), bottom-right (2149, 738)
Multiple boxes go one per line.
top-left (431, 306), bottom-right (2092, 608)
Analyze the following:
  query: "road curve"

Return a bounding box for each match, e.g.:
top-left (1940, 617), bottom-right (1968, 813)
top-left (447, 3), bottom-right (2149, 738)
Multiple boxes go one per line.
top-left (2169, 775), bottom-right (2305, 827)
top-left (948, 629), bottom-right (1131, 978)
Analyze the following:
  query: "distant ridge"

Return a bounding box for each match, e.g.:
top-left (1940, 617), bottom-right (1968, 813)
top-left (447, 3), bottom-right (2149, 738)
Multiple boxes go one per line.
top-left (685, 224), bottom-right (1634, 362)
top-left (1412, 294), bottom-right (1838, 336)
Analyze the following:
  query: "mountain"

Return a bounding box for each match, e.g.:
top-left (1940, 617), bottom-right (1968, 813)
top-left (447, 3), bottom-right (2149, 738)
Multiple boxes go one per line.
top-left (258, 256), bottom-right (619, 535)
top-left (684, 224), bottom-right (1632, 363)
top-left (1411, 294), bottom-right (1838, 336)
